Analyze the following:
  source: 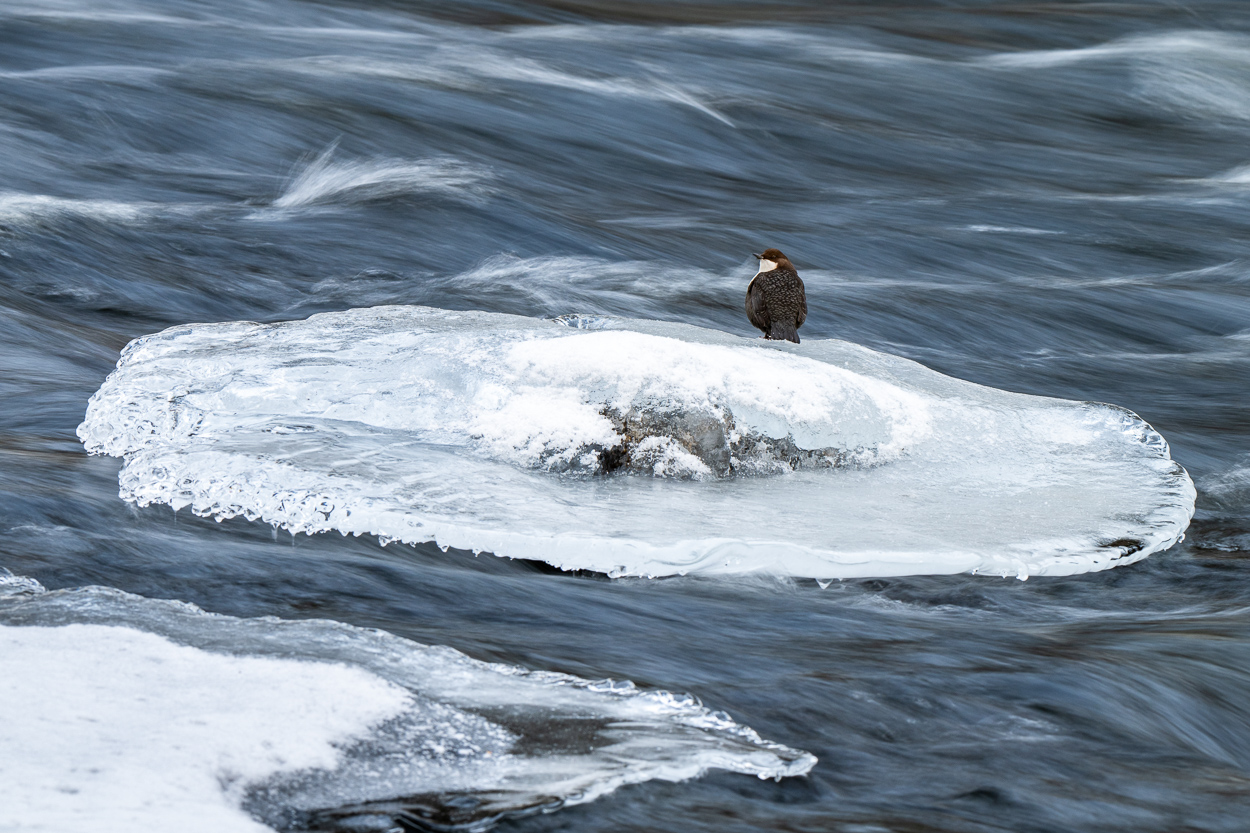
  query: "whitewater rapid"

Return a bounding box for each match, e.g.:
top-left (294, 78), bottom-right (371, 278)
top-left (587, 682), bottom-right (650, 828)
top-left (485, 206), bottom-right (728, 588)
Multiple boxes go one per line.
top-left (78, 306), bottom-right (1195, 579)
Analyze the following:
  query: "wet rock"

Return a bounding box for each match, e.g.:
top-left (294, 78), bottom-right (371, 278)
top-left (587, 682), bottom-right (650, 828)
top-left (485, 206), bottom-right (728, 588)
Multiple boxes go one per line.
top-left (589, 405), bottom-right (850, 479)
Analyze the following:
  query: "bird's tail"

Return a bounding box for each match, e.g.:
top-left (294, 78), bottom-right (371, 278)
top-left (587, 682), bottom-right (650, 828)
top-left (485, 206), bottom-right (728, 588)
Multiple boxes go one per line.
top-left (768, 323), bottom-right (800, 344)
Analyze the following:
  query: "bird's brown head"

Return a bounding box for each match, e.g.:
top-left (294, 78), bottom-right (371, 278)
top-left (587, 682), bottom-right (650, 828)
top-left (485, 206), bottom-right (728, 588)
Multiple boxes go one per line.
top-left (751, 248), bottom-right (794, 272)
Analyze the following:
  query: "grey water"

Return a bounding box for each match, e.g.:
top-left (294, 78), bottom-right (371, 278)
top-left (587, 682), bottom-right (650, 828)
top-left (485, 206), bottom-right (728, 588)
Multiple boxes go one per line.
top-left (2, 0), bottom-right (1250, 830)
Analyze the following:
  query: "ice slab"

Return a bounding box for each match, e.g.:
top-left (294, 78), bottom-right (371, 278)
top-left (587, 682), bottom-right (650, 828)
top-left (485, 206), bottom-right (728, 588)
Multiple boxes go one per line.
top-left (0, 573), bottom-right (814, 833)
top-left (78, 306), bottom-right (1195, 579)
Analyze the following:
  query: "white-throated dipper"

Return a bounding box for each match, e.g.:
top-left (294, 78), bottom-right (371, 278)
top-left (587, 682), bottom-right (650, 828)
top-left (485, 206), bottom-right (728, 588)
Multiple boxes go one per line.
top-left (746, 248), bottom-right (807, 343)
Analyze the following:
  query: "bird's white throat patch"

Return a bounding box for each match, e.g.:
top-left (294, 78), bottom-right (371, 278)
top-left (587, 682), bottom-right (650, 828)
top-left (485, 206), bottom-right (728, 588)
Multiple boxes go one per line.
top-left (755, 258), bottom-right (777, 274)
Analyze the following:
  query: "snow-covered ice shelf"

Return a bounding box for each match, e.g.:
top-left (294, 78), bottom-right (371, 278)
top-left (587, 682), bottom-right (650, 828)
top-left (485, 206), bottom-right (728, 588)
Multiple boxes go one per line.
top-left (78, 306), bottom-right (1195, 579)
top-left (0, 573), bottom-right (814, 833)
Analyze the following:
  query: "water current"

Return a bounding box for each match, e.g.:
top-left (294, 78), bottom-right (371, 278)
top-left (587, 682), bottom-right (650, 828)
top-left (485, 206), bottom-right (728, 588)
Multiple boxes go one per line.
top-left (3, 1), bottom-right (1250, 831)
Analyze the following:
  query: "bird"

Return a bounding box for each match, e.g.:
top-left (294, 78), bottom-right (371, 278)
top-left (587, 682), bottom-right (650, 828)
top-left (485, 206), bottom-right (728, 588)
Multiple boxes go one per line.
top-left (745, 248), bottom-right (807, 343)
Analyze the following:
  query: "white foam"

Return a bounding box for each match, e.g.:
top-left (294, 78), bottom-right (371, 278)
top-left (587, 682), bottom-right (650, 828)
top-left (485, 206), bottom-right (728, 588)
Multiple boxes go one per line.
top-left (1, 5), bottom-right (193, 26)
top-left (0, 582), bottom-right (814, 832)
top-left (0, 192), bottom-right (150, 224)
top-left (272, 49), bottom-right (734, 125)
top-left (270, 145), bottom-right (491, 210)
top-left (975, 32), bottom-right (1238, 69)
top-left (1208, 164), bottom-right (1250, 184)
top-left (1200, 462), bottom-right (1250, 516)
top-left (511, 24), bottom-right (933, 69)
top-left (78, 306), bottom-right (1195, 580)
top-left (467, 55), bottom-right (733, 125)
top-left (963, 225), bottom-right (1063, 235)
top-left (0, 64), bottom-right (170, 82)
top-left (980, 31), bottom-right (1250, 123)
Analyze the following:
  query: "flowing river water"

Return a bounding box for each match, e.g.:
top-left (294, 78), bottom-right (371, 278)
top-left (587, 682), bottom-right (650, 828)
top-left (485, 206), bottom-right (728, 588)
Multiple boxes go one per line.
top-left (2, 2), bottom-right (1250, 831)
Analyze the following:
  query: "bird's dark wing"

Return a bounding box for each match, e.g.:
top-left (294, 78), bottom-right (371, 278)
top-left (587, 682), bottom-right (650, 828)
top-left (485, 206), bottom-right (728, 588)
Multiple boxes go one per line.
top-left (745, 277), bottom-right (771, 333)
top-left (795, 274), bottom-right (808, 327)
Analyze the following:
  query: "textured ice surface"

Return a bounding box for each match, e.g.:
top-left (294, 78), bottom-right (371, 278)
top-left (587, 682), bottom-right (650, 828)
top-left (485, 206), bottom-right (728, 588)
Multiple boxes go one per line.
top-left (0, 574), bottom-right (813, 833)
top-left (78, 306), bottom-right (1195, 579)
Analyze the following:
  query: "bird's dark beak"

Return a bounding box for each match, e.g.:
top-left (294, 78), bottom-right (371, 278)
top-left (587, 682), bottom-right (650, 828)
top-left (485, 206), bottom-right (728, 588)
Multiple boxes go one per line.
top-left (751, 252), bottom-right (762, 259)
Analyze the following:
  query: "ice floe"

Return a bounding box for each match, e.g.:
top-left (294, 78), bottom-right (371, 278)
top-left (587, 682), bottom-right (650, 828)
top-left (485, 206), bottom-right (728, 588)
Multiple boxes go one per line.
top-left (78, 306), bottom-right (1195, 579)
top-left (0, 573), bottom-right (813, 833)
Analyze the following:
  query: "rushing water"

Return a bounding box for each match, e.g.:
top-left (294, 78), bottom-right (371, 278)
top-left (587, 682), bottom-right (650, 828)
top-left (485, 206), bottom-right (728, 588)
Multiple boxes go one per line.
top-left (3, 1), bottom-right (1250, 830)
